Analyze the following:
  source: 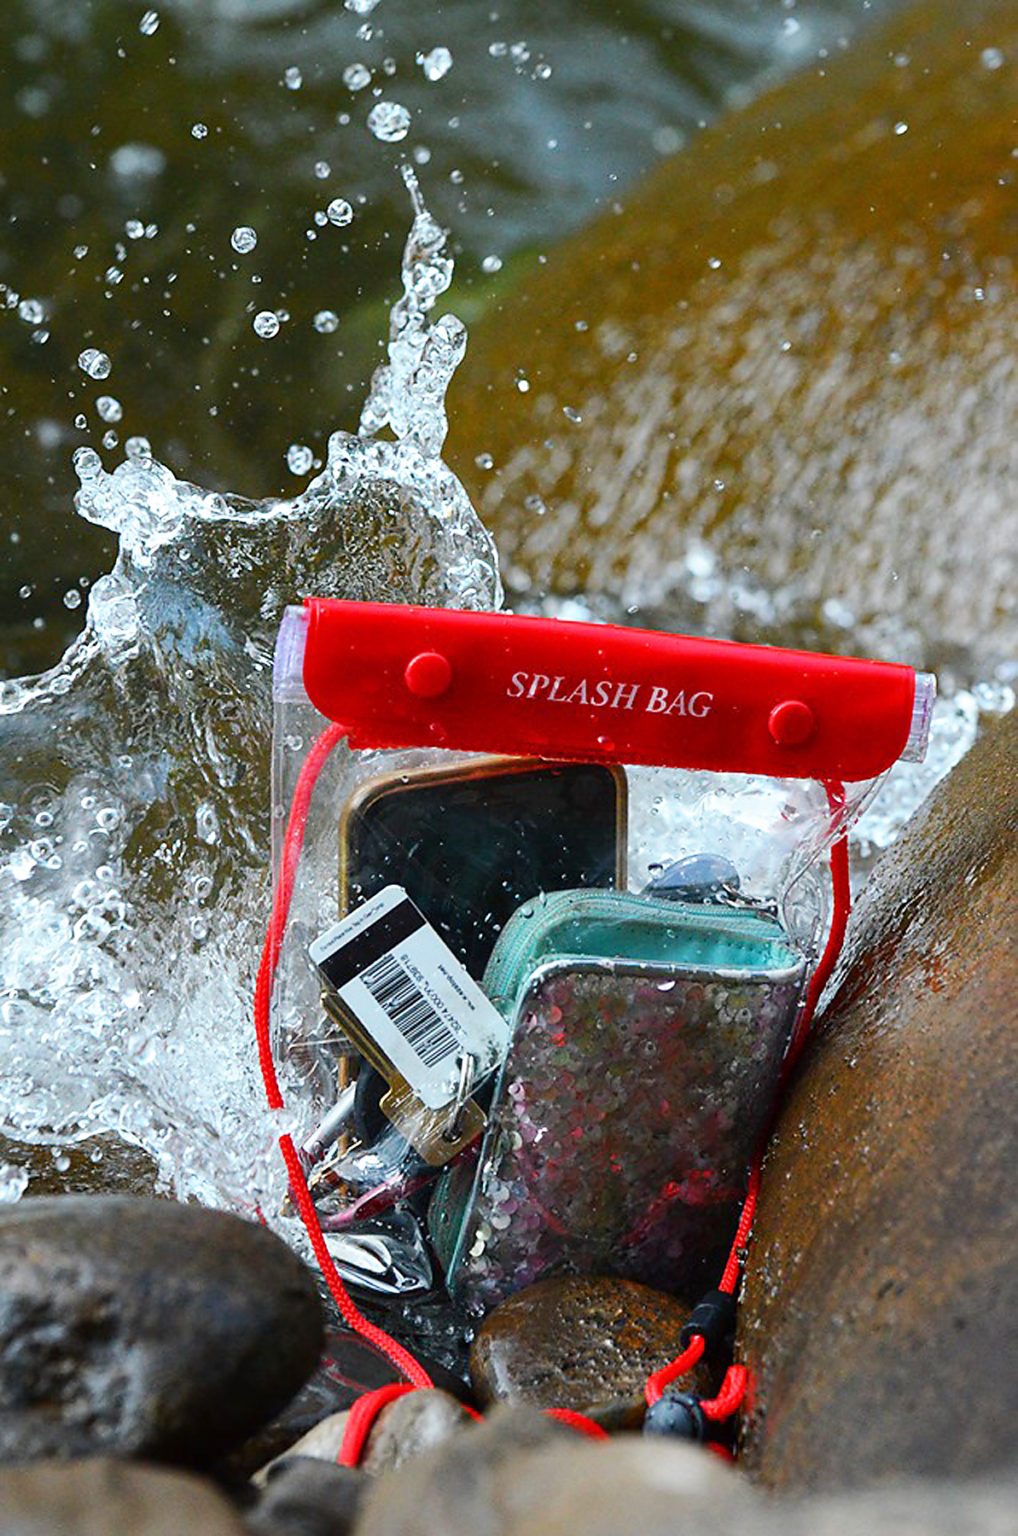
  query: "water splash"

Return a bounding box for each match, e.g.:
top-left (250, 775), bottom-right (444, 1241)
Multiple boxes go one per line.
top-left (0, 175), bottom-right (500, 1212)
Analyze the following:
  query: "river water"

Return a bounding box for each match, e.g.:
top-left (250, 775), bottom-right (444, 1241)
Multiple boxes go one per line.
top-left (0, 0), bottom-right (896, 672)
top-left (0, 0), bottom-right (1006, 1225)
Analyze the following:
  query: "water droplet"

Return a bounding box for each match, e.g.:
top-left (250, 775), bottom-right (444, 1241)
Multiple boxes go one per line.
top-left (708, 256), bottom-right (722, 270)
top-left (516, 377), bottom-right (530, 393)
top-left (981, 47), bottom-right (1005, 71)
top-left (481, 254), bottom-right (502, 274)
top-left (77, 349), bottom-right (112, 380)
top-left (367, 101), bottom-right (411, 142)
top-left (253, 310), bottom-right (280, 339)
top-left (17, 298), bottom-right (45, 324)
top-left (474, 452), bottom-right (494, 469)
top-left (343, 63), bottom-right (372, 91)
top-left (894, 121), bottom-right (908, 136)
top-left (139, 9), bottom-right (160, 35)
top-left (326, 197), bottom-right (354, 226)
top-left (95, 395), bottom-right (122, 423)
top-left (535, 62), bottom-right (553, 80)
top-left (418, 46), bottom-right (453, 82)
top-left (102, 430), bottom-right (118, 449)
top-left (196, 802), bottom-right (220, 846)
top-left (314, 160), bottom-right (331, 179)
top-left (562, 405), bottom-right (582, 423)
top-left (345, 0), bottom-right (382, 13)
top-left (109, 143), bottom-right (166, 180)
top-left (191, 122), bottom-right (208, 140)
top-left (283, 65), bottom-right (303, 90)
top-left (313, 309), bottom-right (339, 333)
top-left (781, 15), bottom-right (801, 34)
top-left (125, 435), bottom-right (152, 463)
top-left (125, 218), bottom-right (145, 240)
top-left (231, 225), bottom-right (257, 254)
top-left (105, 266), bottom-right (123, 286)
top-left (286, 443), bottom-right (314, 475)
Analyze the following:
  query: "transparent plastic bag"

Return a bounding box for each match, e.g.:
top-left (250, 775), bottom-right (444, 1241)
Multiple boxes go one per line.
top-left (259, 598), bottom-right (933, 1305)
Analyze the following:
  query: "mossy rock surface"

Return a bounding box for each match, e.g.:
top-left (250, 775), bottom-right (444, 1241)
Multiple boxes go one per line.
top-left (447, 0), bottom-right (1018, 674)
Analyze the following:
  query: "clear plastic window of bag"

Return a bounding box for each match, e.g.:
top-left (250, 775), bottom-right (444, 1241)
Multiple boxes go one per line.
top-left (265, 601), bottom-right (933, 1310)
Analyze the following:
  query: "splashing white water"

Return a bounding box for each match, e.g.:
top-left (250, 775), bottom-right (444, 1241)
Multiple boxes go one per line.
top-left (0, 174), bottom-right (500, 1213)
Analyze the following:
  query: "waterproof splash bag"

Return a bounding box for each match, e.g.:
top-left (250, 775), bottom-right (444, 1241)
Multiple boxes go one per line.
top-left (258, 598), bottom-right (933, 1317)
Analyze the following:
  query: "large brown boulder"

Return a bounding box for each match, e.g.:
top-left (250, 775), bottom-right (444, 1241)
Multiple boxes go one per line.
top-left (447, 0), bottom-right (1018, 675)
top-left (737, 707), bottom-right (1018, 1488)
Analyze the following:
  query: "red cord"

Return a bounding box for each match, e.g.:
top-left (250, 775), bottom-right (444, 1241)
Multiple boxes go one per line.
top-left (339, 1383), bottom-right (419, 1467)
top-left (644, 1335), bottom-right (707, 1407)
top-left (700, 1365), bottom-right (748, 1423)
top-left (255, 721), bottom-right (346, 1109)
top-left (279, 1134), bottom-right (433, 1388)
top-left (544, 1408), bottom-right (610, 1440)
top-left (338, 1387), bottom-right (602, 1468)
top-left (255, 722), bottom-right (432, 1392)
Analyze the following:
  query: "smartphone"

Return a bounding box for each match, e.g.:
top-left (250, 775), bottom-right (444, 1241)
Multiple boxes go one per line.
top-left (338, 757), bottom-right (627, 981)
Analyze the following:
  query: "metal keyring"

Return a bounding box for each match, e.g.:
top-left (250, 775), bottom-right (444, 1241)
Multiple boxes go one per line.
top-left (443, 1051), bottom-right (476, 1143)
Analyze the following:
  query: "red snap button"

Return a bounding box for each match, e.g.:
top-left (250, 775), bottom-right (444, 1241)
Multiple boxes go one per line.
top-left (404, 651), bottom-right (453, 699)
top-left (768, 699), bottom-right (816, 746)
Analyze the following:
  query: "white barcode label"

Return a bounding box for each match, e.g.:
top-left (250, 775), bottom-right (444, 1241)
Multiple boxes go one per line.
top-left (308, 885), bottom-right (510, 1109)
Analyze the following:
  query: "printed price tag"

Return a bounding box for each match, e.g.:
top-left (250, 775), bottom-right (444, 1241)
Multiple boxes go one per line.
top-left (308, 885), bottom-right (510, 1110)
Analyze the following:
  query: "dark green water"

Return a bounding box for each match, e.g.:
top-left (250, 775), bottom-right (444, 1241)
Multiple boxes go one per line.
top-left (0, 0), bottom-right (894, 676)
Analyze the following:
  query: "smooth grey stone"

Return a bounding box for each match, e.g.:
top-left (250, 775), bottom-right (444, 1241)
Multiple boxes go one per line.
top-left (247, 1457), bottom-right (363, 1536)
top-left (0, 1196), bottom-right (323, 1465)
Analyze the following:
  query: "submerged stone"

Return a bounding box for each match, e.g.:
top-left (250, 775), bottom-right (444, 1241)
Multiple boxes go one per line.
top-left (0, 1196), bottom-right (323, 1465)
top-left (447, 0), bottom-right (1018, 675)
top-left (738, 708), bottom-right (1018, 1488)
top-left (470, 1275), bottom-right (713, 1423)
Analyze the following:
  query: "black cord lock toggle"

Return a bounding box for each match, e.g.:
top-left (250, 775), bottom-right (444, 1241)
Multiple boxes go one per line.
top-left (680, 1289), bottom-right (738, 1356)
top-left (643, 1390), bottom-right (706, 1440)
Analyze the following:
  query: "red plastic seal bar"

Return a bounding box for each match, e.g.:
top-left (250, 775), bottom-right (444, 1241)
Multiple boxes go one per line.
top-left (299, 599), bottom-right (927, 781)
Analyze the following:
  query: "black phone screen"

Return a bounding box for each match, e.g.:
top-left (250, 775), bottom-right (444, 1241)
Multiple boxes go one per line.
top-left (342, 761), bottom-right (624, 979)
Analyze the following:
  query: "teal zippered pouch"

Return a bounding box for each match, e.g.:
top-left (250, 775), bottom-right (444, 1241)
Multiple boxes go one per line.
top-left (428, 887), bottom-right (807, 1313)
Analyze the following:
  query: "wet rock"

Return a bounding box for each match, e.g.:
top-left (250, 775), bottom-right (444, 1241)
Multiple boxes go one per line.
top-left (247, 1457), bottom-right (363, 1536)
top-left (0, 1196), bottom-right (323, 1466)
top-left (360, 1389), bottom-right (474, 1477)
top-left (354, 1409), bottom-right (742, 1536)
top-left (0, 1457), bottom-right (247, 1535)
top-left (255, 1413), bottom-right (351, 1481)
top-left (470, 1276), bottom-right (714, 1425)
top-left (447, 0), bottom-right (1018, 674)
top-left (357, 1439), bottom-right (1018, 1536)
top-left (0, 1134), bottom-right (158, 1199)
top-left (224, 1324), bottom-right (464, 1479)
top-left (738, 708), bottom-right (1018, 1489)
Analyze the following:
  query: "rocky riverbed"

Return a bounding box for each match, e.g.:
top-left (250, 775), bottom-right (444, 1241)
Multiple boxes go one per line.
top-left (2, 0), bottom-right (1016, 1530)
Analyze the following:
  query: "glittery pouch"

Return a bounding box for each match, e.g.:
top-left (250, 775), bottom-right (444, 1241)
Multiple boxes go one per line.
top-left (428, 889), bottom-right (807, 1314)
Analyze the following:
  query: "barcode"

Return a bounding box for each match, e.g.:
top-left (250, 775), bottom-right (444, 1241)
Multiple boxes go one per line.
top-left (359, 952), bottom-right (460, 1068)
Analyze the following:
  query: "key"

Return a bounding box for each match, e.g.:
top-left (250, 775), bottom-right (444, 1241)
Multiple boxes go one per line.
top-left (319, 989), bottom-right (485, 1165)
